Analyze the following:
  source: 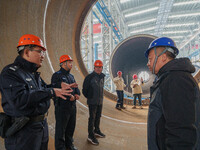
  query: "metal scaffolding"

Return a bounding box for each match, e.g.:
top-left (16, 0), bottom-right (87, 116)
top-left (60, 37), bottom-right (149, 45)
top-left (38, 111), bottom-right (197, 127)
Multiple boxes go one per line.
top-left (80, 0), bottom-right (127, 92)
top-left (154, 0), bottom-right (174, 36)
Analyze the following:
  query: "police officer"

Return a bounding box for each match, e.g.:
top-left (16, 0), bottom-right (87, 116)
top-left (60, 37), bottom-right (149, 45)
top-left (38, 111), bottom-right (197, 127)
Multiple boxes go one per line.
top-left (51, 55), bottom-right (80, 150)
top-left (0, 34), bottom-right (72, 150)
top-left (82, 60), bottom-right (106, 145)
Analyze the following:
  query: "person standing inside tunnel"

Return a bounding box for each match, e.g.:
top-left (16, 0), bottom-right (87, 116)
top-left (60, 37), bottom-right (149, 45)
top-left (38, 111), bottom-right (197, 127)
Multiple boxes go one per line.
top-left (145, 37), bottom-right (200, 150)
top-left (82, 60), bottom-right (106, 145)
top-left (113, 71), bottom-right (126, 110)
top-left (0, 34), bottom-right (72, 150)
top-left (130, 74), bottom-right (144, 109)
top-left (51, 55), bottom-right (80, 150)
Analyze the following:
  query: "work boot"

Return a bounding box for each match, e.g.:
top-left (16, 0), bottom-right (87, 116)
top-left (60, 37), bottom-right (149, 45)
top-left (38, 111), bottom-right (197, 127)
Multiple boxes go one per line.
top-left (66, 144), bottom-right (78, 150)
top-left (140, 105), bottom-right (143, 109)
top-left (132, 105), bottom-right (136, 109)
top-left (87, 135), bottom-right (99, 145)
top-left (94, 130), bottom-right (106, 138)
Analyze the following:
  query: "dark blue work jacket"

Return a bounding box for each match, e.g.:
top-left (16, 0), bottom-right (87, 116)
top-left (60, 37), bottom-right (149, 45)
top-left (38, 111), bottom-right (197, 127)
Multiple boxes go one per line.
top-left (0, 56), bottom-right (55, 117)
top-left (51, 67), bottom-right (80, 104)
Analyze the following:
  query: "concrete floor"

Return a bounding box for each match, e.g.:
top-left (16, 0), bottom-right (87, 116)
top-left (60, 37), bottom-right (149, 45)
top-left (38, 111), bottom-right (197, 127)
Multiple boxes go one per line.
top-left (0, 97), bottom-right (148, 150)
top-left (71, 99), bottom-right (148, 150)
top-left (47, 98), bottom-right (148, 150)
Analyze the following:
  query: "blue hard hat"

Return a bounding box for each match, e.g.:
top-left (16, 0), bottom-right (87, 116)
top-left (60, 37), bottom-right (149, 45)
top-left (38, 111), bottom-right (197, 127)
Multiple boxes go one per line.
top-left (145, 37), bottom-right (179, 58)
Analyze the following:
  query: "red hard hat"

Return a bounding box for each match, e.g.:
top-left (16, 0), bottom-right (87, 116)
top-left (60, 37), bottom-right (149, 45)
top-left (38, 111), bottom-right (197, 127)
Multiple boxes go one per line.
top-left (59, 55), bottom-right (73, 63)
top-left (94, 60), bottom-right (103, 67)
top-left (133, 74), bottom-right (138, 79)
top-left (17, 34), bottom-right (46, 51)
top-left (117, 71), bottom-right (122, 75)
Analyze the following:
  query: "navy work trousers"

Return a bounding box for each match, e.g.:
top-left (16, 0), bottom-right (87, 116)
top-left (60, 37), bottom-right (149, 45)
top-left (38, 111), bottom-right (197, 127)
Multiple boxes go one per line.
top-left (5, 119), bottom-right (48, 150)
top-left (55, 100), bottom-right (76, 150)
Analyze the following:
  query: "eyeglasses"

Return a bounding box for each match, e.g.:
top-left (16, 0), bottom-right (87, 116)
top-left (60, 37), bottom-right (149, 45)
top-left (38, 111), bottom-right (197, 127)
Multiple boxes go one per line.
top-left (30, 49), bottom-right (46, 56)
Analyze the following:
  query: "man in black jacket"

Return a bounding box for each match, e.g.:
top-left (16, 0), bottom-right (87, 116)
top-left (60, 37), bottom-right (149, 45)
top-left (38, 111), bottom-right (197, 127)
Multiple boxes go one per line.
top-left (0, 34), bottom-right (71, 150)
top-left (145, 37), bottom-right (200, 150)
top-left (82, 60), bottom-right (106, 145)
top-left (51, 55), bottom-right (80, 150)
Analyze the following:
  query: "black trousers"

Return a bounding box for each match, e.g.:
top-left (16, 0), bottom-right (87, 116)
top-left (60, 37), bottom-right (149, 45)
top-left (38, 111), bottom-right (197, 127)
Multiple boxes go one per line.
top-left (55, 101), bottom-right (76, 150)
top-left (5, 119), bottom-right (48, 150)
top-left (88, 104), bottom-right (102, 137)
top-left (116, 90), bottom-right (124, 108)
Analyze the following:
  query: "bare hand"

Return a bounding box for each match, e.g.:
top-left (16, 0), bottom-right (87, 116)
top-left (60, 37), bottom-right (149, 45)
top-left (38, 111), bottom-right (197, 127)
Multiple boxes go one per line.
top-left (70, 95), bottom-right (75, 101)
top-left (74, 94), bottom-right (80, 100)
top-left (61, 82), bottom-right (70, 89)
top-left (69, 83), bottom-right (78, 88)
top-left (53, 88), bottom-right (73, 100)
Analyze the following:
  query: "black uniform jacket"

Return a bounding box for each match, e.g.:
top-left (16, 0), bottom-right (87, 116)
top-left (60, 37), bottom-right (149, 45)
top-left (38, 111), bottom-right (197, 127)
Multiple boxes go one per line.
top-left (82, 71), bottom-right (105, 105)
top-left (148, 58), bottom-right (200, 150)
top-left (0, 56), bottom-right (55, 117)
top-left (51, 67), bottom-right (80, 103)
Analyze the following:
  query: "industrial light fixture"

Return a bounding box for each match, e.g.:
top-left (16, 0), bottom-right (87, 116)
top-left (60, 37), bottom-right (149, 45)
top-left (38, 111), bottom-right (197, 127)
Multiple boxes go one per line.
top-left (163, 30), bottom-right (189, 34)
top-left (174, 1), bottom-right (200, 6)
top-left (130, 27), bottom-right (155, 34)
top-left (120, 0), bottom-right (131, 4)
top-left (128, 18), bottom-right (156, 27)
top-left (170, 36), bottom-right (184, 38)
top-left (125, 7), bottom-right (158, 18)
top-left (166, 23), bottom-right (196, 27)
top-left (169, 13), bottom-right (200, 18)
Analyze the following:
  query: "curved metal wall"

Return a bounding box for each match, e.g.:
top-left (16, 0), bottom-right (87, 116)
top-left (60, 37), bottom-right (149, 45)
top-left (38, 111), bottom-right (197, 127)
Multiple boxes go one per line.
top-left (0, 0), bottom-right (96, 147)
top-left (110, 34), bottom-right (157, 96)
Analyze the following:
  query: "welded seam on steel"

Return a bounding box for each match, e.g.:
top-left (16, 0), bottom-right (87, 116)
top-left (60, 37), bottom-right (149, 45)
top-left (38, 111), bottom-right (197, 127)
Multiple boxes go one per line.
top-left (43, 0), bottom-right (146, 125)
top-left (43, 0), bottom-right (54, 73)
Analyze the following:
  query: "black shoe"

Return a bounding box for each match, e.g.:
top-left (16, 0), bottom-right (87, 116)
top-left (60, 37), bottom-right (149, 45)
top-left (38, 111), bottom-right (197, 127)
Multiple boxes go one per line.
top-left (115, 107), bottom-right (121, 110)
top-left (66, 145), bottom-right (78, 150)
top-left (87, 136), bottom-right (99, 145)
top-left (94, 131), bottom-right (106, 138)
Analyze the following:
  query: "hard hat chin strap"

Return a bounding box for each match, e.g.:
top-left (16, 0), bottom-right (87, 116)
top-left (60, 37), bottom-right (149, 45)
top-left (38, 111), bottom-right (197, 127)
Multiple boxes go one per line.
top-left (152, 47), bottom-right (168, 74)
top-left (64, 62), bottom-right (71, 71)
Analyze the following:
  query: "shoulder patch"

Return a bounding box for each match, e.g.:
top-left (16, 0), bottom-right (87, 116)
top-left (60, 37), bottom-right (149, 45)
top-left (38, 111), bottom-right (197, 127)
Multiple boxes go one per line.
top-left (9, 65), bottom-right (19, 71)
